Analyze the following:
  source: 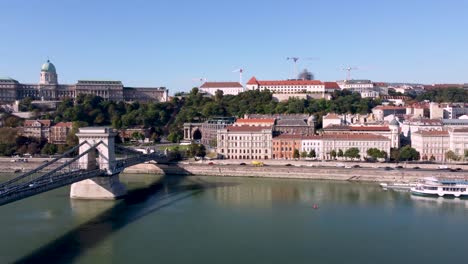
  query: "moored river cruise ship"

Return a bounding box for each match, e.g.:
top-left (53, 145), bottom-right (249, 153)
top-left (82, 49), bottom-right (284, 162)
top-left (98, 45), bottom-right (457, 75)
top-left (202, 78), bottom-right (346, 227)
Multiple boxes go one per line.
top-left (411, 177), bottom-right (468, 198)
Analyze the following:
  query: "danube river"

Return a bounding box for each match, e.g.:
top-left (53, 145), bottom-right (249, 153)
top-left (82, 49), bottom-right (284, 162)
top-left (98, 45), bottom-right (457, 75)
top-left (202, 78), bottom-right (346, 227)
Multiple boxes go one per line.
top-left (1, 174), bottom-right (468, 263)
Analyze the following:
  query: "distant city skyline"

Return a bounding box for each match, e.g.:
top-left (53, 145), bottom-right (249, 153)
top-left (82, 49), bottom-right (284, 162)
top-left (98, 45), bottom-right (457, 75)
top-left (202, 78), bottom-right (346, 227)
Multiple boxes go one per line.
top-left (1, 0), bottom-right (467, 94)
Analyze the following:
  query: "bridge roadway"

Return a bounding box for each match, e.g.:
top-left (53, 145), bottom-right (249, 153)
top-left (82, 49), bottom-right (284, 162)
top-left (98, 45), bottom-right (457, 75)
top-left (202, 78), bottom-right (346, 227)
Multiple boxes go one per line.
top-left (0, 151), bottom-right (168, 207)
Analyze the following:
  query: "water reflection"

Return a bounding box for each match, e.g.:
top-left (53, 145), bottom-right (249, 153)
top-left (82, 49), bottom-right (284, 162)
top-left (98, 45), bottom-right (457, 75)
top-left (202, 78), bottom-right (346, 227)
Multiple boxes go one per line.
top-left (411, 195), bottom-right (468, 210)
top-left (210, 178), bottom-right (398, 208)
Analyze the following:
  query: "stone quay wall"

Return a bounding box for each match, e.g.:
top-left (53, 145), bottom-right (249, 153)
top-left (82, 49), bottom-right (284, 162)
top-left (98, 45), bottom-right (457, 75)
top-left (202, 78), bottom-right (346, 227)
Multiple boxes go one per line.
top-left (124, 163), bottom-right (468, 183)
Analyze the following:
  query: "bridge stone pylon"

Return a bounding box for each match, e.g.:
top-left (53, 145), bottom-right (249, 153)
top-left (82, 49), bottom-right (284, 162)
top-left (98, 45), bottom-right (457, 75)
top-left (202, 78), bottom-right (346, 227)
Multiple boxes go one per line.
top-left (70, 127), bottom-right (127, 199)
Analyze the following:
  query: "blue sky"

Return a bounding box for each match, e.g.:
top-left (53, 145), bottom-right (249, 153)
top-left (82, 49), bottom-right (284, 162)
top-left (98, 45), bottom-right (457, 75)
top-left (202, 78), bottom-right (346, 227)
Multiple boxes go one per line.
top-left (1, 0), bottom-right (467, 94)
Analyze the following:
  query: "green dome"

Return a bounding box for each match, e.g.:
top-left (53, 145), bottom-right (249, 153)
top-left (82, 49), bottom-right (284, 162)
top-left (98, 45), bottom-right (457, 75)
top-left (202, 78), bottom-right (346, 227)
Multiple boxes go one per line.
top-left (41, 60), bottom-right (56, 73)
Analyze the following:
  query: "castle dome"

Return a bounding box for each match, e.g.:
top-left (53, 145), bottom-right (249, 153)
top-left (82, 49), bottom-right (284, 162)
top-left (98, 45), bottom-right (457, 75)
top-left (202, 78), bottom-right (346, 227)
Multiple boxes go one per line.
top-left (41, 60), bottom-right (56, 74)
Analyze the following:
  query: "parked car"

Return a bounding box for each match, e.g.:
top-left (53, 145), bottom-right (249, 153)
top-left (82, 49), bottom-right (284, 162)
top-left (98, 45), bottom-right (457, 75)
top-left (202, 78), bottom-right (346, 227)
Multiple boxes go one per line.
top-left (285, 164), bottom-right (292, 167)
top-left (395, 166), bottom-right (403, 169)
top-left (352, 165), bottom-right (361, 168)
top-left (239, 163), bottom-right (246, 166)
top-left (208, 162), bottom-right (214, 165)
top-left (413, 166), bottom-right (420, 169)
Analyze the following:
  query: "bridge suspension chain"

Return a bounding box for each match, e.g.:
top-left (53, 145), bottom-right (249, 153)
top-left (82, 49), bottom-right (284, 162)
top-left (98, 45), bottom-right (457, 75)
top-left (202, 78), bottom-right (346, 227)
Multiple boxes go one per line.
top-left (0, 141), bottom-right (105, 195)
top-left (0, 141), bottom-right (87, 189)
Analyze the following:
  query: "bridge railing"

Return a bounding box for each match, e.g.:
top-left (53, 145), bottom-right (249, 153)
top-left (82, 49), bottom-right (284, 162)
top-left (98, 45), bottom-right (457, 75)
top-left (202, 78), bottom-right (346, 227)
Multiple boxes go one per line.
top-left (0, 141), bottom-right (104, 194)
top-left (0, 141), bottom-right (86, 189)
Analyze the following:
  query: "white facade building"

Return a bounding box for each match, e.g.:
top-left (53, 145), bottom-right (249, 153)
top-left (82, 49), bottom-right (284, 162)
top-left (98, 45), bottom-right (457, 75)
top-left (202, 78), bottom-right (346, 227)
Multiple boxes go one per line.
top-left (199, 82), bottom-right (244, 96)
top-left (411, 130), bottom-right (450, 162)
top-left (246, 77), bottom-right (326, 94)
top-left (217, 125), bottom-right (273, 160)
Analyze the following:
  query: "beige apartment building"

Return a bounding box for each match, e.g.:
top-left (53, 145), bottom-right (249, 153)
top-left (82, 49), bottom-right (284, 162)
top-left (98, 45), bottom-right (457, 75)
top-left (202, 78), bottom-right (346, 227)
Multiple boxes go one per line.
top-left (411, 130), bottom-right (449, 161)
top-left (217, 125), bottom-right (273, 160)
top-left (49, 122), bottom-right (73, 144)
top-left (22, 120), bottom-right (52, 140)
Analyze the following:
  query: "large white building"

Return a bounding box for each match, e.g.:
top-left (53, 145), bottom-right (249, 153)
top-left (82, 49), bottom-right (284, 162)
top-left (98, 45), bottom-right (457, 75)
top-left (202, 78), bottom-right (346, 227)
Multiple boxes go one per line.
top-left (322, 119), bottom-right (400, 148)
top-left (411, 128), bottom-right (468, 162)
top-left (300, 134), bottom-right (391, 160)
top-left (199, 82), bottom-right (244, 96)
top-left (245, 77), bottom-right (339, 101)
top-left (0, 60), bottom-right (168, 103)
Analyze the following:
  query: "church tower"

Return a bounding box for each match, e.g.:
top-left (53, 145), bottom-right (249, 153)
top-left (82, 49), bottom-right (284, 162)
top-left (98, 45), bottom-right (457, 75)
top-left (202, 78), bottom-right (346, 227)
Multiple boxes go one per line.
top-left (39, 60), bottom-right (58, 85)
top-left (389, 118), bottom-right (400, 148)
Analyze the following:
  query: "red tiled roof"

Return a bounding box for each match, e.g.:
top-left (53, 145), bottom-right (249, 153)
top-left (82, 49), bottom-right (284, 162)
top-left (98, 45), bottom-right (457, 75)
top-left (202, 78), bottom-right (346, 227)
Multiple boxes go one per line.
top-left (407, 118), bottom-right (442, 124)
top-left (323, 113), bottom-right (341, 119)
top-left (246, 76), bottom-right (323, 86)
top-left (226, 125), bottom-right (272, 132)
top-left (305, 134), bottom-right (389, 141)
top-left (24, 119), bottom-right (52, 127)
top-left (373, 106), bottom-right (406, 110)
top-left (324, 124), bottom-right (390, 132)
top-left (373, 82), bottom-right (387, 86)
top-left (349, 126), bottom-right (390, 131)
top-left (200, 82), bottom-right (243, 88)
top-left (324, 82), bottom-right (340, 89)
top-left (414, 130), bottom-right (449, 136)
top-left (54, 122), bottom-right (73, 127)
top-left (320, 134), bottom-right (389, 141)
top-left (247, 77), bottom-right (259, 85)
top-left (235, 118), bottom-right (276, 124)
top-left (452, 128), bottom-right (468, 133)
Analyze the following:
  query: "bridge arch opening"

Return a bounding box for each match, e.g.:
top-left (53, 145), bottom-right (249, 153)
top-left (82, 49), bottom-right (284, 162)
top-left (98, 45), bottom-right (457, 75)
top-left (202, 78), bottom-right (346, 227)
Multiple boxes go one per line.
top-left (193, 129), bottom-right (202, 141)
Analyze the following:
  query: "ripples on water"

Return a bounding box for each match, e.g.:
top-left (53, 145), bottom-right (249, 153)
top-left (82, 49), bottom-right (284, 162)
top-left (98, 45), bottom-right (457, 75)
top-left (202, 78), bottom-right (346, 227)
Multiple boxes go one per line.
top-left (1, 174), bottom-right (468, 264)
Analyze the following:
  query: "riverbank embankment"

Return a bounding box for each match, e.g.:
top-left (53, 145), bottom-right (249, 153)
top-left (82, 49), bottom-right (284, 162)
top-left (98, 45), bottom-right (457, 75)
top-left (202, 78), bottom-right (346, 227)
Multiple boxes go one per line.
top-left (124, 162), bottom-right (468, 183)
top-left (1, 157), bottom-right (466, 183)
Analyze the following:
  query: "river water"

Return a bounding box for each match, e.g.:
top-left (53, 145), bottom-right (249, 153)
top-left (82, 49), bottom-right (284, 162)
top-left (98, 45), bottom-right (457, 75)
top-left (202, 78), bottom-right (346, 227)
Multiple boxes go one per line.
top-left (1, 174), bottom-right (468, 264)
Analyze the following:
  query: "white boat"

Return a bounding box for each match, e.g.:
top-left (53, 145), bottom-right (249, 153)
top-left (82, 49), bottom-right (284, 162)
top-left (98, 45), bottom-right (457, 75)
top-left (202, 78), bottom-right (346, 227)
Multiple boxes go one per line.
top-left (380, 182), bottom-right (417, 191)
top-left (411, 177), bottom-right (468, 198)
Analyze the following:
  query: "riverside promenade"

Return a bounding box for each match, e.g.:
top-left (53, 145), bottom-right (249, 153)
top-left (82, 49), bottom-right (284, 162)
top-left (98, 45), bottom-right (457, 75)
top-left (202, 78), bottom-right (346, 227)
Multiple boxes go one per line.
top-left (124, 160), bottom-right (468, 183)
top-left (0, 157), bottom-right (466, 183)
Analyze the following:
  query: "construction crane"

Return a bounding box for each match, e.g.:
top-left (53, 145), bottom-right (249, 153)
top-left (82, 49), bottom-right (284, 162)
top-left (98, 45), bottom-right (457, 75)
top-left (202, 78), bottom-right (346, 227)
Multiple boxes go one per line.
top-left (287, 57), bottom-right (318, 79)
top-left (232, 68), bottom-right (244, 84)
top-left (342, 67), bottom-right (359, 81)
top-left (286, 57), bottom-right (300, 78)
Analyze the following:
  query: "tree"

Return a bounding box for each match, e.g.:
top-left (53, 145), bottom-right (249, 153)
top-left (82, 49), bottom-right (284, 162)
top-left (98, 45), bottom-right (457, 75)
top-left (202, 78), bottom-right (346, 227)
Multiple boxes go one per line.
top-left (293, 149), bottom-right (300, 159)
top-left (345, 147), bottom-right (360, 160)
top-left (214, 89), bottom-right (224, 102)
top-left (464, 150), bottom-right (468, 161)
top-left (330, 150), bottom-right (337, 159)
top-left (300, 151), bottom-right (307, 159)
top-left (399, 146), bottom-right (420, 161)
top-left (131, 132), bottom-right (144, 141)
top-left (187, 143), bottom-right (206, 158)
top-left (308, 149), bottom-right (316, 158)
top-left (337, 149), bottom-right (344, 159)
top-left (41, 143), bottom-right (58, 155)
top-left (390, 148), bottom-right (400, 162)
top-left (0, 128), bottom-right (18, 144)
top-left (167, 132), bottom-right (180, 143)
top-left (445, 150), bottom-right (460, 162)
top-left (366, 148), bottom-right (387, 160)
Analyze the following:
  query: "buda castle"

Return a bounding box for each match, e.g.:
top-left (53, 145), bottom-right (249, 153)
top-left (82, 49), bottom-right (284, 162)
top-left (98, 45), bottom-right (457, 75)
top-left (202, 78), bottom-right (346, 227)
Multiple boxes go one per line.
top-left (0, 60), bottom-right (168, 103)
